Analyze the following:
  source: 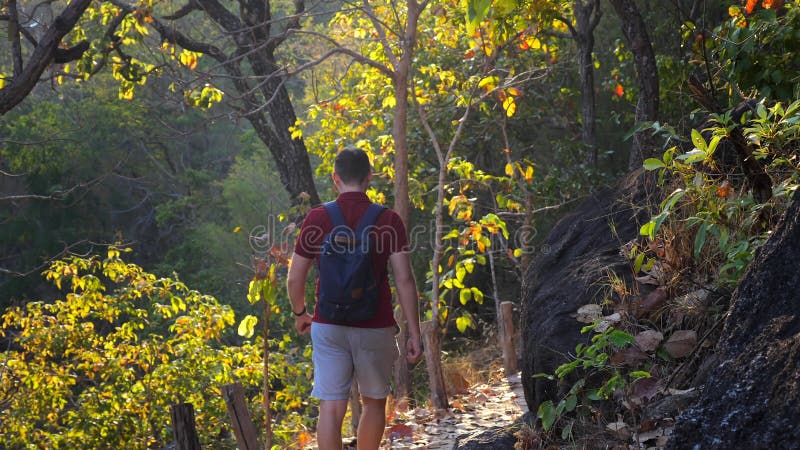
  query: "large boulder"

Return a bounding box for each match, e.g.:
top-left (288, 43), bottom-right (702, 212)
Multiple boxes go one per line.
top-left (521, 172), bottom-right (649, 410)
top-left (667, 191), bottom-right (800, 449)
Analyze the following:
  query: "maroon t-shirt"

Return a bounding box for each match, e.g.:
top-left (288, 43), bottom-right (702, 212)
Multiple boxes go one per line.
top-left (293, 191), bottom-right (409, 328)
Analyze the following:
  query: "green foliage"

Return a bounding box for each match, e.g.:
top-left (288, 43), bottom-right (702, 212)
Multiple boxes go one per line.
top-left (641, 99), bottom-right (800, 285)
top-left (717, 3), bottom-right (800, 102)
top-left (534, 324), bottom-right (644, 433)
top-left (0, 79), bottom-right (249, 308)
top-left (0, 249), bottom-right (313, 448)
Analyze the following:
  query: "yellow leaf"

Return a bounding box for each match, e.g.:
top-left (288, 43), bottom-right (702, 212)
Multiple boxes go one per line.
top-left (504, 163), bottom-right (514, 177)
top-left (233, 226), bottom-right (241, 233)
top-left (503, 96), bottom-right (516, 117)
top-left (524, 165), bottom-right (534, 183)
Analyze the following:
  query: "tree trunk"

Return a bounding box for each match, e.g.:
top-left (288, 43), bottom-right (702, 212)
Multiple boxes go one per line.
top-left (574, 0), bottom-right (601, 166)
top-left (607, 0), bottom-right (659, 170)
top-left (422, 320), bottom-right (449, 409)
top-left (389, 0), bottom-right (426, 406)
top-left (170, 403), bottom-right (202, 450)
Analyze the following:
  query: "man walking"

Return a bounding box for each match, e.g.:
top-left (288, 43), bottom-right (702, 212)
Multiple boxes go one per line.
top-left (287, 147), bottom-right (422, 449)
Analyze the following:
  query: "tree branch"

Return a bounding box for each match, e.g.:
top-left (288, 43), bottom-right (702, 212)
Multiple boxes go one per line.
top-left (162, 0), bottom-right (201, 20)
top-left (0, 0), bottom-right (93, 114)
top-left (556, 15), bottom-right (578, 39)
top-left (589, 0), bottom-right (602, 31)
top-left (54, 41), bottom-right (90, 63)
top-left (9, 0), bottom-right (24, 77)
top-left (361, 0), bottom-right (400, 70)
top-left (286, 29), bottom-right (394, 76)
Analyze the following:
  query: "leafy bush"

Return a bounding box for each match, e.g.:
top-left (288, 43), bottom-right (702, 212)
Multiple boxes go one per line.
top-left (0, 248), bottom-right (313, 449)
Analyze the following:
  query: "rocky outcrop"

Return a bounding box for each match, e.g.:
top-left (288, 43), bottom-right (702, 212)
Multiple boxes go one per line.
top-left (521, 172), bottom-right (650, 410)
top-left (453, 426), bottom-right (518, 450)
top-left (667, 191), bottom-right (800, 449)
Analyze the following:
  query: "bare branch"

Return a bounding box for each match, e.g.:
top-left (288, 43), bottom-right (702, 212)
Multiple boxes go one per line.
top-left (162, 0), bottom-right (201, 20)
top-left (286, 29), bottom-right (394, 76)
top-left (0, 0), bottom-right (93, 114)
top-left (0, 172), bottom-right (109, 203)
top-left (361, 0), bottom-right (400, 70)
top-left (9, 0), bottom-right (24, 77)
top-left (54, 41), bottom-right (90, 63)
top-left (556, 15), bottom-right (578, 38)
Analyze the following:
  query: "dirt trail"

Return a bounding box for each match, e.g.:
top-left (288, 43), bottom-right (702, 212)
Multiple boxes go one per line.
top-left (379, 371), bottom-right (528, 449)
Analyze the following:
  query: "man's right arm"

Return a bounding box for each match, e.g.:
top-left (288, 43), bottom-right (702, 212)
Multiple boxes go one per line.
top-left (389, 251), bottom-right (422, 364)
top-left (287, 252), bottom-right (314, 335)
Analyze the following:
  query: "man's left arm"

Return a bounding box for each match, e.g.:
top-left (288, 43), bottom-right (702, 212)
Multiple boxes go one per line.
top-left (389, 251), bottom-right (422, 364)
top-left (287, 252), bottom-right (314, 335)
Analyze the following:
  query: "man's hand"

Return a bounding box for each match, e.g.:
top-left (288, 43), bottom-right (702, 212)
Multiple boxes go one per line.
top-left (287, 253), bottom-right (314, 335)
top-left (295, 313), bottom-right (312, 335)
top-left (406, 334), bottom-right (422, 364)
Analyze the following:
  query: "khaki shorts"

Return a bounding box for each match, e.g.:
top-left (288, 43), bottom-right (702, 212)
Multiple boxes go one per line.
top-left (310, 322), bottom-right (399, 400)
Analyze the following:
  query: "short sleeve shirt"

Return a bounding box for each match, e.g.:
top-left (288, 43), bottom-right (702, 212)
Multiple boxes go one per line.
top-left (293, 191), bottom-right (409, 328)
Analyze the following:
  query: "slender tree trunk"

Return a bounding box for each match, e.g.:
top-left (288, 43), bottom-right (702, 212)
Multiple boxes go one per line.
top-left (389, 0), bottom-right (426, 405)
top-left (608, 0), bottom-right (659, 170)
top-left (574, 0), bottom-right (601, 166)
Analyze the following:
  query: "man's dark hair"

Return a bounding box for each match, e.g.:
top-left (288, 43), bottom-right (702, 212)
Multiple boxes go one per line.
top-left (334, 147), bottom-right (371, 185)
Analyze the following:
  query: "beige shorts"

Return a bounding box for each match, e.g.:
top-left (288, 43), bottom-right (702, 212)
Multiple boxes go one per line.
top-left (310, 322), bottom-right (399, 400)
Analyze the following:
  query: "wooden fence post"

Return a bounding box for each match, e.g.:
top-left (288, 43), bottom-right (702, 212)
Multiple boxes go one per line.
top-left (170, 402), bottom-right (202, 450)
top-left (222, 383), bottom-right (261, 450)
top-left (499, 301), bottom-right (518, 375)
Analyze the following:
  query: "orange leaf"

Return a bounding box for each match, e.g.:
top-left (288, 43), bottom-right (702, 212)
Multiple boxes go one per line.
top-left (297, 431), bottom-right (313, 448)
top-left (614, 83), bottom-right (624, 98)
top-left (465, 49), bottom-right (475, 59)
top-left (387, 423), bottom-right (414, 440)
top-left (763, 0), bottom-right (782, 9)
top-left (716, 180), bottom-right (731, 198)
top-left (447, 254), bottom-right (455, 267)
top-left (745, 0), bottom-right (758, 14)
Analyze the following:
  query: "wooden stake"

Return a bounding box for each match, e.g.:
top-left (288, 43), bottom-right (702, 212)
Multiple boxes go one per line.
top-left (222, 383), bottom-right (261, 450)
top-left (499, 301), bottom-right (518, 375)
top-left (170, 403), bottom-right (202, 450)
top-left (421, 320), bottom-right (448, 409)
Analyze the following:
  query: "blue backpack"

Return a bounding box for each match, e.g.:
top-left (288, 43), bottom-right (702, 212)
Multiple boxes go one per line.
top-left (318, 201), bottom-right (386, 323)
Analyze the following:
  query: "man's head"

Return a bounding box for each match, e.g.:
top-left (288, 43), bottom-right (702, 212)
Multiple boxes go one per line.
top-left (333, 146), bottom-right (372, 190)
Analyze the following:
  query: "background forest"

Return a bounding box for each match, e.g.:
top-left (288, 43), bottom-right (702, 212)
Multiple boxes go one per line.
top-left (2, 0), bottom-right (800, 448)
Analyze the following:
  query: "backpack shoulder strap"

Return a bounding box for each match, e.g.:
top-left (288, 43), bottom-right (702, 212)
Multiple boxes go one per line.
top-left (355, 203), bottom-right (387, 236)
top-left (323, 200), bottom-right (348, 229)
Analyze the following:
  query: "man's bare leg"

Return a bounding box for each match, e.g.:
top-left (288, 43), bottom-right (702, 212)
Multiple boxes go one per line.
top-left (318, 399), bottom-right (348, 450)
top-left (357, 396), bottom-right (387, 450)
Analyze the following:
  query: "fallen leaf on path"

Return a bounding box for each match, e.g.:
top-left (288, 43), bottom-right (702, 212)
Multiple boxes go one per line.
top-left (635, 287), bottom-right (667, 318)
top-left (663, 330), bottom-right (697, 358)
top-left (630, 377), bottom-right (663, 406)
top-left (387, 423), bottom-right (414, 440)
top-left (606, 420), bottom-right (631, 439)
top-left (635, 330), bottom-right (664, 352)
top-left (576, 304), bottom-right (603, 323)
top-left (610, 347), bottom-right (650, 366)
